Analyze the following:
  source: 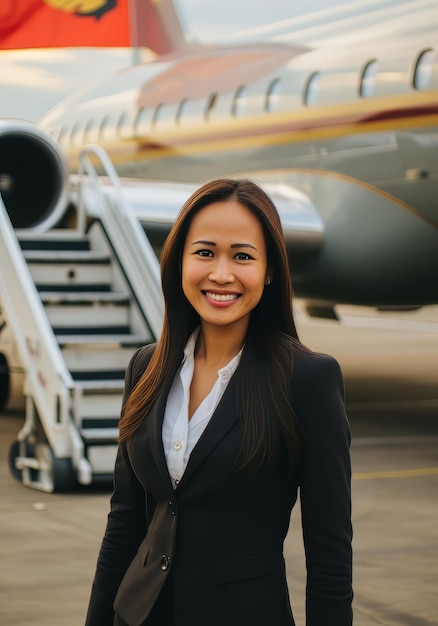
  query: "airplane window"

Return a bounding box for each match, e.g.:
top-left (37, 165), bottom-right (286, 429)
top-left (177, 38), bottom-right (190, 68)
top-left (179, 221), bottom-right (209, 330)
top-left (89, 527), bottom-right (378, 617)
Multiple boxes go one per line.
top-left (117, 112), bottom-right (129, 135)
top-left (70, 123), bottom-right (82, 146)
top-left (304, 72), bottom-right (320, 107)
top-left (135, 107), bottom-right (152, 136)
top-left (413, 48), bottom-right (435, 90)
top-left (266, 78), bottom-right (282, 112)
top-left (232, 86), bottom-right (247, 117)
top-left (359, 60), bottom-right (378, 98)
top-left (152, 103), bottom-right (164, 128)
top-left (57, 126), bottom-right (68, 144)
top-left (176, 98), bottom-right (188, 124)
top-left (205, 93), bottom-right (217, 120)
top-left (83, 120), bottom-right (96, 143)
top-left (99, 115), bottom-right (110, 141)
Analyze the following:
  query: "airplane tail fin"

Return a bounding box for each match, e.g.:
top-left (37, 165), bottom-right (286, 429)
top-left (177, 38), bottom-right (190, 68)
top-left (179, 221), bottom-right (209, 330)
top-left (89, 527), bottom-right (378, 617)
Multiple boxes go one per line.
top-left (0, 0), bottom-right (188, 54)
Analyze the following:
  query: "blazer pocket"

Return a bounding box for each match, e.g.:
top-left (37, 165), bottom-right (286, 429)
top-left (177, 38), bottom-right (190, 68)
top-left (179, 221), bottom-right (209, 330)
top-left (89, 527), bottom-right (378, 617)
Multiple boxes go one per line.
top-left (216, 553), bottom-right (284, 585)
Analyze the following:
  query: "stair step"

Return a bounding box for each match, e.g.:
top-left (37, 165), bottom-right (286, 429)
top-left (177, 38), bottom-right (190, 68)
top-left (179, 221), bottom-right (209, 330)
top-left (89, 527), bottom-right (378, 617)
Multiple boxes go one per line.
top-left (57, 334), bottom-right (146, 346)
top-left (63, 346), bottom-right (137, 374)
top-left (19, 238), bottom-right (90, 251)
top-left (85, 439), bottom-right (118, 474)
top-left (75, 380), bottom-right (125, 391)
top-left (23, 250), bottom-right (110, 263)
top-left (76, 390), bottom-right (123, 418)
top-left (53, 326), bottom-right (131, 335)
top-left (82, 418), bottom-right (119, 429)
top-left (36, 283), bottom-right (112, 292)
top-left (81, 428), bottom-right (119, 443)
top-left (29, 262), bottom-right (112, 289)
top-left (71, 370), bottom-right (127, 381)
top-left (45, 298), bottom-right (130, 332)
top-left (39, 291), bottom-right (130, 304)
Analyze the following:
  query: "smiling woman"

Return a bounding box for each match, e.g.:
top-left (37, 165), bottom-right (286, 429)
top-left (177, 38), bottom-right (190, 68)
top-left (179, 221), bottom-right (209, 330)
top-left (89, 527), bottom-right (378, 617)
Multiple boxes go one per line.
top-left (181, 199), bottom-right (268, 338)
top-left (85, 178), bottom-right (353, 626)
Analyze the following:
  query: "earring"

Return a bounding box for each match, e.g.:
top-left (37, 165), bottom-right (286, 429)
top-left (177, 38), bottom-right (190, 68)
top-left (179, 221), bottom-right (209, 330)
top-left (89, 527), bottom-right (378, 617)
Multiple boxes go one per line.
top-left (265, 277), bottom-right (271, 285)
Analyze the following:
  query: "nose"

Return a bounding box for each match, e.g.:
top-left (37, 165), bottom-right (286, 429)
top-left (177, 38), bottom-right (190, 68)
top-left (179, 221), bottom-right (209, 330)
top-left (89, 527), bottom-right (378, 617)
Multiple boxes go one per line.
top-left (208, 258), bottom-right (235, 284)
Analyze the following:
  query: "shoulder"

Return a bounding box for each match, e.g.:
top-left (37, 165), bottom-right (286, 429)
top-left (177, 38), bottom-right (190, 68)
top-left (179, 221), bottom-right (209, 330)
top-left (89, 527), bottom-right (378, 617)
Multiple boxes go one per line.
top-left (125, 342), bottom-right (157, 392)
top-left (292, 346), bottom-right (344, 395)
top-left (131, 342), bottom-right (157, 370)
top-left (290, 346), bottom-right (348, 437)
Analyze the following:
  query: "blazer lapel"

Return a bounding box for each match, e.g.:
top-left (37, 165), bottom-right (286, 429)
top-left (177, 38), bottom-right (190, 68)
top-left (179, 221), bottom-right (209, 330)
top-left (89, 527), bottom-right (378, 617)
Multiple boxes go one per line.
top-left (129, 357), bottom-right (240, 492)
top-left (177, 375), bottom-right (239, 489)
top-left (145, 381), bottom-right (174, 492)
top-left (130, 360), bottom-right (181, 494)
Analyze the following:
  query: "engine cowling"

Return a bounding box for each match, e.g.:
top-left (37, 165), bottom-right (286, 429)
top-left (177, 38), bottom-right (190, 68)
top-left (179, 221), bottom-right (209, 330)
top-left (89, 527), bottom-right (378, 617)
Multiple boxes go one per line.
top-left (0, 119), bottom-right (69, 231)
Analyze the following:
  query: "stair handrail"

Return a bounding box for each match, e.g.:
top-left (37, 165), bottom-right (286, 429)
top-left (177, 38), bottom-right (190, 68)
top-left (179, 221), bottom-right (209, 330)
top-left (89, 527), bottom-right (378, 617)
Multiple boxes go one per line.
top-left (0, 195), bottom-right (75, 457)
top-left (77, 145), bottom-right (164, 340)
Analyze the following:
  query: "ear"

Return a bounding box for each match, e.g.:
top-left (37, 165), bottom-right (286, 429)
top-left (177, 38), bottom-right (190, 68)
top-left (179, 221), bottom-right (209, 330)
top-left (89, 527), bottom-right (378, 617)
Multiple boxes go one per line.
top-left (264, 264), bottom-right (273, 286)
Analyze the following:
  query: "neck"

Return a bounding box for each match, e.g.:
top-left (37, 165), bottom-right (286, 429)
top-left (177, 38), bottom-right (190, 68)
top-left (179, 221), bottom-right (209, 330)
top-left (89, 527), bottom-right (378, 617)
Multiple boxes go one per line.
top-left (195, 323), bottom-right (246, 366)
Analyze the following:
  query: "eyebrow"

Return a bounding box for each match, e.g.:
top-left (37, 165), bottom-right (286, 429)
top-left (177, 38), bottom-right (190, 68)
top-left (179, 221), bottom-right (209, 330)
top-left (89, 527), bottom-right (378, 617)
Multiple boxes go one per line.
top-left (191, 240), bottom-right (258, 250)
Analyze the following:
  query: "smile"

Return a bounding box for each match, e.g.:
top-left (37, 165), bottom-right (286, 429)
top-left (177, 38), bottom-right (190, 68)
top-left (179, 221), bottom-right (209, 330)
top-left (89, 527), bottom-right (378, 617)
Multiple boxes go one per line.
top-left (204, 291), bottom-right (239, 302)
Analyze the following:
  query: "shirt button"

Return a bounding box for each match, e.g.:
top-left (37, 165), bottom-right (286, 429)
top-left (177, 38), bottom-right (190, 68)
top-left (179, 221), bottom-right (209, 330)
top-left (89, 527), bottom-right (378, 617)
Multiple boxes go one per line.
top-left (160, 555), bottom-right (170, 571)
top-left (221, 371), bottom-right (230, 380)
top-left (173, 441), bottom-right (182, 451)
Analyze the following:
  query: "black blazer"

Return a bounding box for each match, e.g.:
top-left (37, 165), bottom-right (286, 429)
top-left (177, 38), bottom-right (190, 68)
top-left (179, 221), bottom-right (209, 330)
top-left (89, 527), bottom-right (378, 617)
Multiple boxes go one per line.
top-left (85, 343), bottom-right (353, 626)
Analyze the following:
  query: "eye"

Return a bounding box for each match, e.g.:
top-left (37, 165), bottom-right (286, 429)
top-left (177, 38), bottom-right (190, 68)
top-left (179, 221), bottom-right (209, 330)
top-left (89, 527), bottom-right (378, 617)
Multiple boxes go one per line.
top-left (234, 252), bottom-right (253, 261)
top-left (194, 249), bottom-right (213, 257)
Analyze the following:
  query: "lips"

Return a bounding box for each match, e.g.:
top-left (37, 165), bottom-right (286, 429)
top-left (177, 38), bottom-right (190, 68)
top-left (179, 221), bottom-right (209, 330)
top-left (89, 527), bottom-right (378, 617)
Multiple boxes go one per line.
top-left (203, 291), bottom-right (240, 302)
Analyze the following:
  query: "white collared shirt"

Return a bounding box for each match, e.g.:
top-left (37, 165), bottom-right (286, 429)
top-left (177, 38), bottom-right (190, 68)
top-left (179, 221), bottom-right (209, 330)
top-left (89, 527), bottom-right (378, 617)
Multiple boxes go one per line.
top-left (162, 329), bottom-right (242, 489)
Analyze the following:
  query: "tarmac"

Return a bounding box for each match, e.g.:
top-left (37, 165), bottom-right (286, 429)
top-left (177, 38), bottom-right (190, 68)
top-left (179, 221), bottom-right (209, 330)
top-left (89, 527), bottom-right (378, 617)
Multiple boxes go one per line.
top-left (1, 303), bottom-right (437, 626)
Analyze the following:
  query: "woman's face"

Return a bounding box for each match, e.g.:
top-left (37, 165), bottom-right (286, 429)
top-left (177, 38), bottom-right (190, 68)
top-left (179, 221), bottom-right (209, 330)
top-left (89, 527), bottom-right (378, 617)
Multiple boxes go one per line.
top-left (182, 199), bottom-right (268, 336)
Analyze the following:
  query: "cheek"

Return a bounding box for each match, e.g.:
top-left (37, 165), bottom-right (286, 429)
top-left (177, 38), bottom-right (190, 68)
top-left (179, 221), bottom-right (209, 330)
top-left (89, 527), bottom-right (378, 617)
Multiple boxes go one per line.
top-left (181, 258), bottom-right (203, 294)
top-left (244, 269), bottom-right (267, 298)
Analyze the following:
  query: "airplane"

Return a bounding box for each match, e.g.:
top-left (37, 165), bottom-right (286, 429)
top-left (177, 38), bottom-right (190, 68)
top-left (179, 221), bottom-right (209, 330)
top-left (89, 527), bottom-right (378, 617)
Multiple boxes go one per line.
top-left (1, 0), bottom-right (438, 312)
top-left (1, 0), bottom-right (437, 492)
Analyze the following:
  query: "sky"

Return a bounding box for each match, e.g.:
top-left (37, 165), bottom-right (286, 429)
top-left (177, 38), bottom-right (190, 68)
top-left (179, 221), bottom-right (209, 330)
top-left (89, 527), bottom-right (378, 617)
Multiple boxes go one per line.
top-left (177, 0), bottom-right (355, 41)
top-left (0, 0), bottom-right (388, 122)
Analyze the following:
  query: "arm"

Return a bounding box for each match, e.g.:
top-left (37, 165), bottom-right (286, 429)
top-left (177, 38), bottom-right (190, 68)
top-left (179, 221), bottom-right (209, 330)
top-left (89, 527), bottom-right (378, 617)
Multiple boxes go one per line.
top-left (294, 354), bottom-right (353, 626)
top-left (85, 346), bottom-right (155, 626)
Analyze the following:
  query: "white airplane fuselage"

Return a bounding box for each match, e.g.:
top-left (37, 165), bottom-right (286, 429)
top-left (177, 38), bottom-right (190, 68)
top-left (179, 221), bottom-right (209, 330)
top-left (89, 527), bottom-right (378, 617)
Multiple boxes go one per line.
top-left (32, 0), bottom-right (438, 305)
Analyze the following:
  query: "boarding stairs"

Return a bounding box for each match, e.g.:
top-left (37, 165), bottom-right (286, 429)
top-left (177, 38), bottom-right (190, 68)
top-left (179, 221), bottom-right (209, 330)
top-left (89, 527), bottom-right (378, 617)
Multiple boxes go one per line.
top-left (0, 146), bottom-right (163, 492)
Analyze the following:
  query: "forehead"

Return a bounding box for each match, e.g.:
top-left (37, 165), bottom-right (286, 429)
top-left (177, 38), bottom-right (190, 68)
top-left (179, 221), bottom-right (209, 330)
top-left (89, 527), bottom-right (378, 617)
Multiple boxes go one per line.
top-left (187, 199), bottom-right (264, 237)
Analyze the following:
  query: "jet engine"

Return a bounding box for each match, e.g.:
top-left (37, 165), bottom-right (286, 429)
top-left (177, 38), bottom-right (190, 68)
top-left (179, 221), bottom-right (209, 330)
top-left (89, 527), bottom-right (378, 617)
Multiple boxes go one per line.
top-left (0, 120), bottom-right (69, 231)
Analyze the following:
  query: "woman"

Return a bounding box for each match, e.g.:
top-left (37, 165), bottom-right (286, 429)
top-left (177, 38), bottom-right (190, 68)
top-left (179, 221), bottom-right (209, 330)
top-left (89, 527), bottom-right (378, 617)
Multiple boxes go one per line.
top-left (85, 179), bottom-right (353, 626)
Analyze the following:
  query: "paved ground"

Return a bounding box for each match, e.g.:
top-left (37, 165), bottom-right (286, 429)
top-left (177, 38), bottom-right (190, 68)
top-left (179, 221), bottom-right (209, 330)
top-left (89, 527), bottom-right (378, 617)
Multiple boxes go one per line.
top-left (1, 305), bottom-right (437, 625)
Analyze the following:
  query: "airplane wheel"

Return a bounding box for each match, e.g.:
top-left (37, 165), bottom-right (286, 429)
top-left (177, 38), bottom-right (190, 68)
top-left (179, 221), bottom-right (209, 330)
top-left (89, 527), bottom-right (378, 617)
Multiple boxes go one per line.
top-left (8, 440), bottom-right (76, 492)
top-left (34, 443), bottom-right (77, 493)
top-left (8, 440), bottom-right (34, 482)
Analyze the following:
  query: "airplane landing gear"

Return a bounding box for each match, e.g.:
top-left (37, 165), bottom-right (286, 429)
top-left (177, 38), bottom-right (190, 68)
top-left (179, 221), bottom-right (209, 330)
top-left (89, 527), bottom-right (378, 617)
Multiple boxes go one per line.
top-left (8, 438), bottom-right (76, 493)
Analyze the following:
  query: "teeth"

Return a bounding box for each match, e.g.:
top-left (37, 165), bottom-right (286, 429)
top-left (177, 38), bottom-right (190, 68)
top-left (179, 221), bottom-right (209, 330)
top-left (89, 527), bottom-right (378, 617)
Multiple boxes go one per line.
top-left (205, 292), bottom-right (238, 302)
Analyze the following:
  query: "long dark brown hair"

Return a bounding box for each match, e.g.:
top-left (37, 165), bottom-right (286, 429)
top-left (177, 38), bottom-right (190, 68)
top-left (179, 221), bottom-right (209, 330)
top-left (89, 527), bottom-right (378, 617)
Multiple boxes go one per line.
top-left (119, 179), bottom-right (305, 471)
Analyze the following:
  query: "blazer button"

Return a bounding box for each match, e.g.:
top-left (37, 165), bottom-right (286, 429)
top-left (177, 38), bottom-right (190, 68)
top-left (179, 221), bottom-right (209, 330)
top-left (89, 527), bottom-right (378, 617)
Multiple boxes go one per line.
top-left (160, 555), bottom-right (170, 571)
